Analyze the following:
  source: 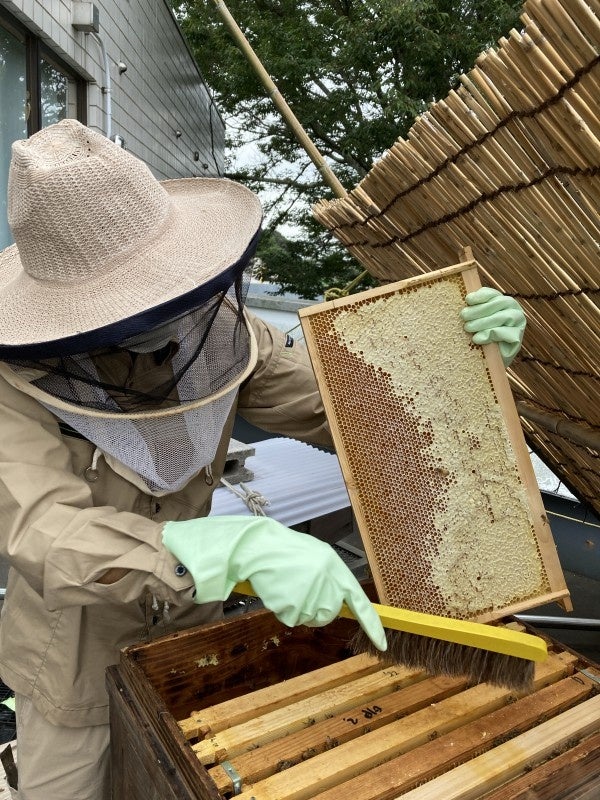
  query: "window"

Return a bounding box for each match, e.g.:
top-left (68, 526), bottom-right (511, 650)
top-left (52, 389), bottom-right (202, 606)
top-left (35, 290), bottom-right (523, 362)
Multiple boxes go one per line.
top-left (0, 24), bottom-right (26, 250)
top-left (0, 12), bottom-right (86, 249)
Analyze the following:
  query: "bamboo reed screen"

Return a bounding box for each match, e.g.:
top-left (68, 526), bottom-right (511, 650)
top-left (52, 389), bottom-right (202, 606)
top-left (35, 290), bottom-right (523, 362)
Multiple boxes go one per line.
top-left (312, 0), bottom-right (600, 519)
top-left (299, 263), bottom-right (570, 620)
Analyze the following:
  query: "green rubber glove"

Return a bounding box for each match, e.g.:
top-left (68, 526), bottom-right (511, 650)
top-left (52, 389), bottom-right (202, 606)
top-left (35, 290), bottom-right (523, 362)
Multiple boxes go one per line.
top-left (460, 287), bottom-right (526, 367)
top-left (162, 515), bottom-right (387, 651)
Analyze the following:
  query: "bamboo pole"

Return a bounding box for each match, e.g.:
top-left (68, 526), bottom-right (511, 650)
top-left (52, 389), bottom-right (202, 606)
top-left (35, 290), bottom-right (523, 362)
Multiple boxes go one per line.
top-left (210, 0), bottom-right (347, 199)
top-left (516, 401), bottom-right (600, 451)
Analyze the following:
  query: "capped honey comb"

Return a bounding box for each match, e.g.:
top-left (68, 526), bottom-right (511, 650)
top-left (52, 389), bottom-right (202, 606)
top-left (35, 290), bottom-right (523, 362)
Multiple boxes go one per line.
top-left (299, 261), bottom-right (570, 622)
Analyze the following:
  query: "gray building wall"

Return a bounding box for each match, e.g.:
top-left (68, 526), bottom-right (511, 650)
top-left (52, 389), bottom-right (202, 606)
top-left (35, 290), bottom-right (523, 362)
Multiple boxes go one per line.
top-left (1, 0), bottom-right (224, 179)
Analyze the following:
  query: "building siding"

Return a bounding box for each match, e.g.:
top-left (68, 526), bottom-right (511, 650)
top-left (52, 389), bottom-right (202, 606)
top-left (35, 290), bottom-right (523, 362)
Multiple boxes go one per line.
top-left (1, 0), bottom-right (224, 179)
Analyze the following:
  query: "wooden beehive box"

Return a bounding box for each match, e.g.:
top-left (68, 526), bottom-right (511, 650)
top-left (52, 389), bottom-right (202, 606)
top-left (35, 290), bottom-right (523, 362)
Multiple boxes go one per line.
top-left (107, 608), bottom-right (600, 800)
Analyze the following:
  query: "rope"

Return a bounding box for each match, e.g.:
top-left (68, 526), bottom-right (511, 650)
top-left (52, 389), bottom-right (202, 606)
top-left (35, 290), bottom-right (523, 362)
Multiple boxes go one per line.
top-left (219, 475), bottom-right (270, 516)
top-left (324, 269), bottom-right (370, 302)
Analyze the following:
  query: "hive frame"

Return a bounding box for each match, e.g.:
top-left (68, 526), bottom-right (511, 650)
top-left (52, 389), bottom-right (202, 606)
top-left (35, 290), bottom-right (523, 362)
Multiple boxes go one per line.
top-left (299, 259), bottom-right (571, 622)
top-left (180, 650), bottom-right (598, 800)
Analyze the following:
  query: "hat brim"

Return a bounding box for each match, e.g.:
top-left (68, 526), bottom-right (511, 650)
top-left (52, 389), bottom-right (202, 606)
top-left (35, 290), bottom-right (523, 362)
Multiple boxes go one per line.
top-left (0, 178), bottom-right (262, 358)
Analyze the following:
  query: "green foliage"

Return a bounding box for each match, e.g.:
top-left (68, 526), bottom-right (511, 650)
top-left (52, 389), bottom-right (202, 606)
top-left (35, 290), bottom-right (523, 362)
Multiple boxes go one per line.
top-left (254, 224), bottom-right (375, 300)
top-left (173, 0), bottom-right (522, 297)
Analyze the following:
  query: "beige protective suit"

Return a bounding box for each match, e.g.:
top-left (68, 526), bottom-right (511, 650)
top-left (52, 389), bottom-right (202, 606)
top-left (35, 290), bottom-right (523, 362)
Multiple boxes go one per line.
top-left (0, 314), bottom-right (331, 727)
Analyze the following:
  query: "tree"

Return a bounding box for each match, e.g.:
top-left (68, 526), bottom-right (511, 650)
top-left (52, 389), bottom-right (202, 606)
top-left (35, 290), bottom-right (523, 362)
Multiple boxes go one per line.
top-left (173, 0), bottom-right (523, 297)
top-left (256, 222), bottom-right (371, 299)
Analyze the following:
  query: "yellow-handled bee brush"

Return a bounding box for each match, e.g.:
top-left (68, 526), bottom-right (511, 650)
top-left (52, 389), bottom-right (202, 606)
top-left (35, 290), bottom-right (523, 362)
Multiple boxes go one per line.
top-left (233, 580), bottom-right (547, 692)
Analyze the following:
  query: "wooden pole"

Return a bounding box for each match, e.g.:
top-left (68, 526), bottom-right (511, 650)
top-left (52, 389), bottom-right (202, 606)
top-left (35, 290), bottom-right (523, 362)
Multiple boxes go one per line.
top-left (211, 0), bottom-right (348, 199)
top-left (516, 400), bottom-right (600, 451)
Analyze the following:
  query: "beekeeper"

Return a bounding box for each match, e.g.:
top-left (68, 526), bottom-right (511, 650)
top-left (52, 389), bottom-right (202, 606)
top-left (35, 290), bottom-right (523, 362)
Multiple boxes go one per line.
top-left (0, 119), bottom-right (525, 800)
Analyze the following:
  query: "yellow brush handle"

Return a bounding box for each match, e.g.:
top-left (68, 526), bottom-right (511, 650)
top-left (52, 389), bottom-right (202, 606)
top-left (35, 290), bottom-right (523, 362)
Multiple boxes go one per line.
top-left (233, 580), bottom-right (548, 662)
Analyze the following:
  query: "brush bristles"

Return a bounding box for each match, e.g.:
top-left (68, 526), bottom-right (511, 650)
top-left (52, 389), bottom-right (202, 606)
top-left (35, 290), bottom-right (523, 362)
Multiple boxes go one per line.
top-left (351, 629), bottom-right (535, 693)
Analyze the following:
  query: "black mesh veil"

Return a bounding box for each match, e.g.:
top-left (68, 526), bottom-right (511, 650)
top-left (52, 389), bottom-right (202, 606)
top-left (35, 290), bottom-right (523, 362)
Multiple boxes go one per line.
top-left (3, 271), bottom-right (252, 415)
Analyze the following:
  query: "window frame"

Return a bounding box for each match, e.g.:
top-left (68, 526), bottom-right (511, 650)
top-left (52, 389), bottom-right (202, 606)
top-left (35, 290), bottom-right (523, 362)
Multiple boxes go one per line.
top-left (0, 8), bottom-right (87, 136)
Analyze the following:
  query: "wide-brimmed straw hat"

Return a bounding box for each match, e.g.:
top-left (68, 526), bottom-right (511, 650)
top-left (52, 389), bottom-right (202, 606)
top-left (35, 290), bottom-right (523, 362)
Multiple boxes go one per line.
top-left (0, 119), bottom-right (262, 358)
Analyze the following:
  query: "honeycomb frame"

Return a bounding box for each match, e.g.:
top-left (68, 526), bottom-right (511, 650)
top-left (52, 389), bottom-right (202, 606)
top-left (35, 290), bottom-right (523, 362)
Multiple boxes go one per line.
top-left (299, 260), bottom-right (570, 622)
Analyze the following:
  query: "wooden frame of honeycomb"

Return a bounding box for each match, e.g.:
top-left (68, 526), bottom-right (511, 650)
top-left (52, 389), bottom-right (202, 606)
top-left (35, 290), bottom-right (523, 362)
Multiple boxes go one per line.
top-left (299, 259), bottom-right (571, 622)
